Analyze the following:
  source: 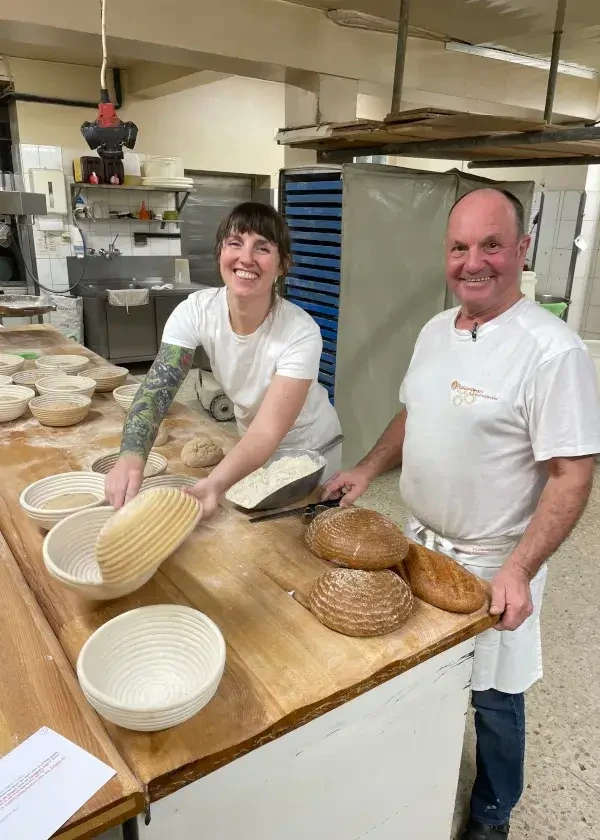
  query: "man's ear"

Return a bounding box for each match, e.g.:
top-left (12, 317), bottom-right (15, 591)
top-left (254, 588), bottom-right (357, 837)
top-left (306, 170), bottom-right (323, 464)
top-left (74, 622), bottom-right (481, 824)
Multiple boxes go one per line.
top-left (518, 235), bottom-right (531, 263)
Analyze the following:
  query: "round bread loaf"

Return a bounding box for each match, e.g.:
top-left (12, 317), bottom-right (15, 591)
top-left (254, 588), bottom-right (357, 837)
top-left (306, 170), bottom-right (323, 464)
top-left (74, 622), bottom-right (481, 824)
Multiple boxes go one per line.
top-left (309, 568), bottom-right (413, 637)
top-left (402, 542), bottom-right (487, 614)
top-left (305, 507), bottom-right (409, 570)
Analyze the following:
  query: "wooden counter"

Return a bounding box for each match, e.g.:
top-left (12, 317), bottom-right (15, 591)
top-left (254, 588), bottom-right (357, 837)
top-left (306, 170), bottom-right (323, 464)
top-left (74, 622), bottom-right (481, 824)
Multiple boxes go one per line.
top-left (0, 530), bottom-right (144, 839)
top-left (0, 326), bottom-right (494, 812)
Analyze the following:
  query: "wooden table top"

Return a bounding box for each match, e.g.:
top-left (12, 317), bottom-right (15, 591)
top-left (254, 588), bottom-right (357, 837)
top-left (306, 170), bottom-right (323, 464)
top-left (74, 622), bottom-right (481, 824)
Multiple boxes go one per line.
top-left (0, 530), bottom-right (144, 839)
top-left (0, 326), bottom-right (495, 803)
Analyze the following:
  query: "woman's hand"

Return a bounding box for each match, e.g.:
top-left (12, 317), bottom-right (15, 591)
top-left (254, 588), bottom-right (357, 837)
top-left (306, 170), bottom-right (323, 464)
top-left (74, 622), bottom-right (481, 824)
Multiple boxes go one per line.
top-left (105, 454), bottom-right (145, 509)
top-left (183, 479), bottom-right (221, 520)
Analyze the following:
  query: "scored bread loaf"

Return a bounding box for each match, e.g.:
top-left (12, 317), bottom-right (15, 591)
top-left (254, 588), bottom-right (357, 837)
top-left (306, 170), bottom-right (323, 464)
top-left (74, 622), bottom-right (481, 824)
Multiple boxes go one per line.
top-left (402, 542), bottom-right (487, 614)
top-left (305, 507), bottom-right (409, 570)
top-left (309, 568), bottom-right (413, 637)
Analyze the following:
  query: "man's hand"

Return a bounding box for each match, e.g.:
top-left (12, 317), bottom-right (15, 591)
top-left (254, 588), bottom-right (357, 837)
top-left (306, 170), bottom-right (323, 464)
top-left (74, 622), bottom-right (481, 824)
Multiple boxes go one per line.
top-left (183, 479), bottom-right (221, 520)
top-left (105, 454), bottom-right (145, 509)
top-left (322, 466), bottom-right (372, 506)
top-left (489, 563), bottom-right (533, 631)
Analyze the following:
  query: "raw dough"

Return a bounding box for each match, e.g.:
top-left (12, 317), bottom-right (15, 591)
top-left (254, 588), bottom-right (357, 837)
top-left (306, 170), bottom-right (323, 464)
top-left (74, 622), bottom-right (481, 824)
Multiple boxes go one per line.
top-left (43, 492), bottom-right (100, 510)
top-left (154, 424), bottom-right (169, 446)
top-left (181, 436), bottom-right (224, 468)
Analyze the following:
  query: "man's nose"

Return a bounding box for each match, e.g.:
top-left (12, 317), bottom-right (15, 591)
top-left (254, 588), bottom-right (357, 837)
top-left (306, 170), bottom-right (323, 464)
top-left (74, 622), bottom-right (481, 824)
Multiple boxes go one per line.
top-left (464, 247), bottom-right (486, 274)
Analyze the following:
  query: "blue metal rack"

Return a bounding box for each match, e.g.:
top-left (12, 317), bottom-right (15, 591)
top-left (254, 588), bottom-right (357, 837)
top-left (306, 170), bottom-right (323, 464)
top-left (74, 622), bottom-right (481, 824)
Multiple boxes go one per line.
top-left (281, 174), bottom-right (343, 402)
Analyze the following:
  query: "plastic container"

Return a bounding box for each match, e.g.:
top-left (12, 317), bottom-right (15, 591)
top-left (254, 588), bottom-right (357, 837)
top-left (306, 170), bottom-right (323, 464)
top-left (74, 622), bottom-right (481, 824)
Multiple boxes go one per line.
top-left (521, 270), bottom-right (537, 301)
top-left (142, 156), bottom-right (184, 181)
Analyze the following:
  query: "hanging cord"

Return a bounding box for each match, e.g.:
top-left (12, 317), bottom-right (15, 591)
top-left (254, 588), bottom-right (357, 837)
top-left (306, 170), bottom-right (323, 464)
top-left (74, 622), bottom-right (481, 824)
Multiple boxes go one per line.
top-left (100, 0), bottom-right (108, 90)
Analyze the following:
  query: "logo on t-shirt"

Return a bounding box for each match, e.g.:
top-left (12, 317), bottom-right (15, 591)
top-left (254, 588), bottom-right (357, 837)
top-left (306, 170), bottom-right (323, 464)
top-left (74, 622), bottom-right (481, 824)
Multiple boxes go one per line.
top-left (451, 380), bottom-right (499, 406)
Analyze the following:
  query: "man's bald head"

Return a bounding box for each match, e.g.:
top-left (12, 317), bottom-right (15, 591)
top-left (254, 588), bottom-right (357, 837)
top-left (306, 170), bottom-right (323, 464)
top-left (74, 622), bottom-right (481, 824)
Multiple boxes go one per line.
top-left (449, 188), bottom-right (526, 240)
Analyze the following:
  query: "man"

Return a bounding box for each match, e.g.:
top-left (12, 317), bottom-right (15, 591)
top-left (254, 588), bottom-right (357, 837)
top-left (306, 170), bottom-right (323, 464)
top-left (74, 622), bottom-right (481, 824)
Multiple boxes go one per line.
top-left (324, 188), bottom-right (600, 839)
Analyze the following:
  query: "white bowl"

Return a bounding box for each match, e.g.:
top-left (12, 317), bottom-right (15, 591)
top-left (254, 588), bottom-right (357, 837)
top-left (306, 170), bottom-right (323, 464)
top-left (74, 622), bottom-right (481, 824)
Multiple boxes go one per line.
top-left (0, 374), bottom-right (13, 386)
top-left (91, 450), bottom-right (168, 477)
top-left (36, 375), bottom-right (97, 399)
top-left (140, 474), bottom-right (198, 492)
top-left (35, 354), bottom-right (89, 374)
top-left (12, 369), bottom-right (46, 387)
top-left (112, 383), bottom-right (140, 411)
top-left (76, 605), bottom-right (226, 731)
top-left (19, 471), bottom-right (107, 530)
top-left (85, 365), bottom-right (128, 392)
top-left (29, 393), bottom-right (91, 427)
top-left (0, 354), bottom-right (25, 376)
top-left (43, 506), bottom-right (155, 599)
top-left (0, 385), bottom-right (35, 421)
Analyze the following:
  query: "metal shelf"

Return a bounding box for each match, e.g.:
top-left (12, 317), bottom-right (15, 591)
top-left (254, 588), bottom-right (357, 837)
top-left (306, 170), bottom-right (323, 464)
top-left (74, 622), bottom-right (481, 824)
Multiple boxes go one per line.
top-left (70, 182), bottom-right (193, 213)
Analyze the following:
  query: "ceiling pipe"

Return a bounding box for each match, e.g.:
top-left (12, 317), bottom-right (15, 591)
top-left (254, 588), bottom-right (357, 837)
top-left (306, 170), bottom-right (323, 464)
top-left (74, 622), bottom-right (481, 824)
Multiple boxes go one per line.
top-left (0, 68), bottom-right (124, 110)
top-left (544, 0), bottom-right (568, 123)
top-left (390, 0), bottom-right (412, 115)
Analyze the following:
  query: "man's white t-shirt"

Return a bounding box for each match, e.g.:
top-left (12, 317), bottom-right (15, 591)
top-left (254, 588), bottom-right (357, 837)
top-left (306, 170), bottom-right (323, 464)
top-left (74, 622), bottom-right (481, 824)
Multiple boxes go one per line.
top-left (399, 298), bottom-right (600, 542)
top-left (162, 288), bottom-right (341, 450)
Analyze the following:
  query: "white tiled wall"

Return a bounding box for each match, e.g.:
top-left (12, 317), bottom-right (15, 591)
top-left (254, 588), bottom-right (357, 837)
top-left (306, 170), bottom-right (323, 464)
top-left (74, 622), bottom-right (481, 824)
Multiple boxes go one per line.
top-left (532, 189), bottom-right (582, 299)
top-left (574, 168), bottom-right (600, 338)
top-left (18, 143), bottom-right (181, 294)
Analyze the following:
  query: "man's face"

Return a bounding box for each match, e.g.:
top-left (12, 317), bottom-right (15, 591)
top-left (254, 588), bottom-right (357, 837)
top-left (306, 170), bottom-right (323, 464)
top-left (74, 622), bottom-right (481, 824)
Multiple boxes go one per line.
top-left (445, 190), bottom-right (530, 313)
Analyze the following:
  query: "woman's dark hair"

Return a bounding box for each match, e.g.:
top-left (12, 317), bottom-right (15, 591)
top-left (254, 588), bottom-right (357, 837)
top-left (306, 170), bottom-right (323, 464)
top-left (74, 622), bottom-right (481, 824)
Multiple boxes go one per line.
top-left (214, 202), bottom-right (292, 279)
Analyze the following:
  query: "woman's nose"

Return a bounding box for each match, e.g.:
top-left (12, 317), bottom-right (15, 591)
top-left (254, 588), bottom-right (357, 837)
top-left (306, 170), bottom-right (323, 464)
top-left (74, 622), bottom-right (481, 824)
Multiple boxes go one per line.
top-left (238, 245), bottom-right (255, 265)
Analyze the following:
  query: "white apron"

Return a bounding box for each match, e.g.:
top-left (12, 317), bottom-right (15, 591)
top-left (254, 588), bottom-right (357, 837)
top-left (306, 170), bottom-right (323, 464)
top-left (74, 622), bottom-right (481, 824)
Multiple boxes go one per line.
top-left (405, 516), bottom-right (548, 694)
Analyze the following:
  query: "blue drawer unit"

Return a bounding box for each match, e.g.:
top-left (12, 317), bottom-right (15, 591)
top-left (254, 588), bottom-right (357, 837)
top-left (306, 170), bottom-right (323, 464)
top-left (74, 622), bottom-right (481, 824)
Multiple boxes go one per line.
top-left (280, 173), bottom-right (342, 402)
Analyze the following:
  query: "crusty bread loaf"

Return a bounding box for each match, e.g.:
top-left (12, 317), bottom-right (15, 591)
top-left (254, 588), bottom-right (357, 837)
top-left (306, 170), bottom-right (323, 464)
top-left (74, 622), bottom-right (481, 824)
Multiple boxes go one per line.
top-left (305, 507), bottom-right (409, 570)
top-left (309, 568), bottom-right (413, 637)
top-left (402, 542), bottom-right (487, 614)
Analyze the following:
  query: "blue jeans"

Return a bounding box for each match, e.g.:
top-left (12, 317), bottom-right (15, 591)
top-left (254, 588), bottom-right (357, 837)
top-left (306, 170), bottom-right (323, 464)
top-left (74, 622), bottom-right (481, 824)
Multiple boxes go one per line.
top-left (470, 689), bottom-right (525, 826)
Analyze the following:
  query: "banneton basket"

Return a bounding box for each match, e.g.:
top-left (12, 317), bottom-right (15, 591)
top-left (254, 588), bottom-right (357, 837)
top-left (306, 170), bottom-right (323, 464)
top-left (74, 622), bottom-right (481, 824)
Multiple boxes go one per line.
top-left (0, 374), bottom-right (13, 386)
top-left (20, 471), bottom-right (107, 530)
top-left (91, 450), bottom-right (168, 477)
top-left (0, 385), bottom-right (35, 421)
top-left (43, 506), bottom-right (155, 599)
top-left (112, 383), bottom-right (140, 411)
top-left (0, 354), bottom-right (25, 376)
top-left (76, 605), bottom-right (226, 731)
top-left (29, 393), bottom-right (91, 427)
top-left (36, 375), bottom-right (96, 399)
top-left (95, 488), bottom-right (202, 586)
top-left (85, 365), bottom-right (128, 392)
top-left (12, 369), bottom-right (46, 388)
top-left (35, 354), bottom-right (89, 374)
top-left (140, 474), bottom-right (198, 492)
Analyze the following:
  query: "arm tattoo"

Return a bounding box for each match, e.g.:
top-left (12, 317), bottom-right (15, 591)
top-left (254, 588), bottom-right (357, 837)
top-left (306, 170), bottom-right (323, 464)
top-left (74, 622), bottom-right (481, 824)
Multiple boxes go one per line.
top-left (120, 342), bottom-right (194, 460)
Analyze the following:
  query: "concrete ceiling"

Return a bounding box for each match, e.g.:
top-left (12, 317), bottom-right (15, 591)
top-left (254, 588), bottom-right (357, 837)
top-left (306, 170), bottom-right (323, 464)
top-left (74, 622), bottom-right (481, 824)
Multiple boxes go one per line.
top-left (289, 0), bottom-right (600, 72)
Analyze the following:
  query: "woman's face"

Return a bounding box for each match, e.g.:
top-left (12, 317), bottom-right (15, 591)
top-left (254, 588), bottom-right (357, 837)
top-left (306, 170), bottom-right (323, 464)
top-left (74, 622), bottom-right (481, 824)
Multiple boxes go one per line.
top-left (219, 230), bottom-right (282, 302)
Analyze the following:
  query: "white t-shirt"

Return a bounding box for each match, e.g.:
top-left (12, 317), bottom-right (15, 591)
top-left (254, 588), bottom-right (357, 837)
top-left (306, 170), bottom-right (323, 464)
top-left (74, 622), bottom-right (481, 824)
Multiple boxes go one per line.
top-left (399, 298), bottom-right (600, 542)
top-left (162, 288), bottom-right (341, 451)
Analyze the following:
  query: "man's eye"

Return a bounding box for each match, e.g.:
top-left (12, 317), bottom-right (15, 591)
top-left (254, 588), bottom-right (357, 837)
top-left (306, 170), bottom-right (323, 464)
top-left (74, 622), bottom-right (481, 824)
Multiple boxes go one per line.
top-left (452, 245), bottom-right (466, 252)
top-left (486, 241), bottom-right (500, 250)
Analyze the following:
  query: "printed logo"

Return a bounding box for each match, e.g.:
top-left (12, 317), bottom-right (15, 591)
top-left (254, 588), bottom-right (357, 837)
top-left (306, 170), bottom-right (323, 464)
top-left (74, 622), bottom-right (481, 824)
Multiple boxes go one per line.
top-left (451, 380), bottom-right (499, 407)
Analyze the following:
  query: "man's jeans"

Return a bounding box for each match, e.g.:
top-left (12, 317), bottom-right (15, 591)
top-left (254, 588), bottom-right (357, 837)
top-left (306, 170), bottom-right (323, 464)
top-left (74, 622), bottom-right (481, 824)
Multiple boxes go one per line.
top-left (470, 689), bottom-right (526, 826)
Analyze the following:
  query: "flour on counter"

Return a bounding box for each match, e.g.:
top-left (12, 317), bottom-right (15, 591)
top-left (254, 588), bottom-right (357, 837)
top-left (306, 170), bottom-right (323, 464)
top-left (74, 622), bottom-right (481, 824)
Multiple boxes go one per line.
top-left (226, 455), bottom-right (319, 508)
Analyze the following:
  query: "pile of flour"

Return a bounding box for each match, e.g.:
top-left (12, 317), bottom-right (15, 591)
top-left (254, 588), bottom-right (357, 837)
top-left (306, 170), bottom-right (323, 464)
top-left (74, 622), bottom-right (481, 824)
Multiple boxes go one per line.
top-left (227, 455), bottom-right (319, 508)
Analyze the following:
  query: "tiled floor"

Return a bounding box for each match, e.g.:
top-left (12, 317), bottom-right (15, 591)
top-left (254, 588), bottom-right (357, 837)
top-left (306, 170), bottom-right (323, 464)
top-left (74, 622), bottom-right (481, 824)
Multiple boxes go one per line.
top-left (103, 372), bottom-right (599, 838)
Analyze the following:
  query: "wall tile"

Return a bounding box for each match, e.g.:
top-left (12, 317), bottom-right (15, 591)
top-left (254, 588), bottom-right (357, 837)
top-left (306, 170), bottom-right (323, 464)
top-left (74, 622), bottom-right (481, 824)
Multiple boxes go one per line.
top-left (578, 219), bottom-right (598, 253)
top-left (589, 276), bottom-right (600, 307)
top-left (567, 301), bottom-right (584, 333)
top-left (533, 190), bottom-right (560, 276)
top-left (50, 258), bottom-right (69, 291)
top-left (20, 144), bottom-right (40, 173)
top-left (169, 239), bottom-right (182, 257)
top-left (546, 274), bottom-right (569, 297)
top-left (560, 190), bottom-right (584, 221)
top-left (548, 248), bottom-right (573, 284)
top-left (554, 219), bottom-right (577, 250)
top-left (569, 270), bottom-right (590, 308)
top-left (38, 146), bottom-right (63, 171)
top-left (584, 305), bottom-right (600, 333)
top-left (150, 238), bottom-right (171, 256)
top-left (584, 191), bottom-right (600, 223)
top-left (35, 258), bottom-right (52, 291)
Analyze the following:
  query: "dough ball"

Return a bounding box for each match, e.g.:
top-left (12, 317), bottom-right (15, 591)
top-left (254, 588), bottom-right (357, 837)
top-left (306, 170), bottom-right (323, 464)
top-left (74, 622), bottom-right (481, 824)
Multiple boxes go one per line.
top-left (181, 436), bottom-right (224, 467)
top-left (153, 424), bottom-right (169, 447)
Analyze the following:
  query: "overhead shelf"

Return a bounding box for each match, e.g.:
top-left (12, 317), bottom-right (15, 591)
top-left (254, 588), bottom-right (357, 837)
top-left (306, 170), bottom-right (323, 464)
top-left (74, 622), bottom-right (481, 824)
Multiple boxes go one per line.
top-left (276, 108), bottom-right (600, 168)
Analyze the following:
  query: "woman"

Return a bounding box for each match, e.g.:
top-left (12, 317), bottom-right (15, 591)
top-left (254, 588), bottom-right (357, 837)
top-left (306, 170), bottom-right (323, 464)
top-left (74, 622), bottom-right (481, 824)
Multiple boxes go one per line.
top-left (106, 202), bottom-right (342, 516)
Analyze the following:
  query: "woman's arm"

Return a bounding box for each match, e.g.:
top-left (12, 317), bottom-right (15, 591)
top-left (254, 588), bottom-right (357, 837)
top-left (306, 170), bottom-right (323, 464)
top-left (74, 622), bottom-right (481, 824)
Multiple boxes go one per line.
top-left (105, 342), bottom-right (194, 507)
top-left (186, 374), bottom-right (311, 515)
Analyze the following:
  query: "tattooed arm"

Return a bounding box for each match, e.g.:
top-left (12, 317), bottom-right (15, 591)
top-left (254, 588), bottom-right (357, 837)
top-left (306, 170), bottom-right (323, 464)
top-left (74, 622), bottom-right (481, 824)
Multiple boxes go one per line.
top-left (105, 342), bottom-right (194, 508)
